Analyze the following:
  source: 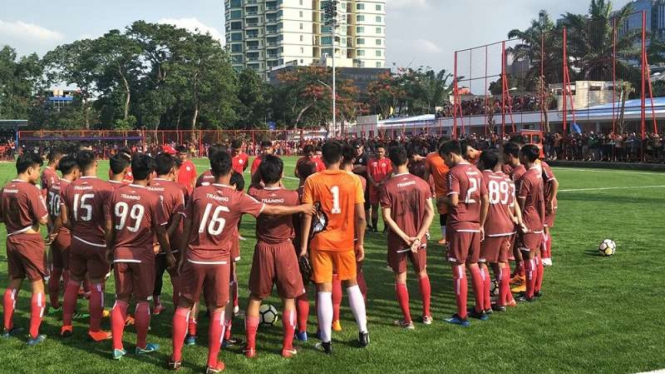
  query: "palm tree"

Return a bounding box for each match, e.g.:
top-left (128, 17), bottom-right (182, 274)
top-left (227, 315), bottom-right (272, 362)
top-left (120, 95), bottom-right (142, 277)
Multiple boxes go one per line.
top-left (617, 80), bottom-right (635, 134)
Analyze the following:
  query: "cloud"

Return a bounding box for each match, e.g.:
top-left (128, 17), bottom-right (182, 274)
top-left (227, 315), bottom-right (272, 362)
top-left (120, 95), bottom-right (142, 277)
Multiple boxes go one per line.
top-left (0, 20), bottom-right (64, 44)
top-left (415, 38), bottom-right (442, 53)
top-left (387, 0), bottom-right (428, 9)
top-left (158, 17), bottom-right (224, 45)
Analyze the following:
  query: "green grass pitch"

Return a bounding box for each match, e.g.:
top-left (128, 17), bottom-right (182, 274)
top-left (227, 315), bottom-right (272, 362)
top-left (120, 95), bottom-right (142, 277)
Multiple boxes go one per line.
top-left (0, 157), bottom-right (664, 374)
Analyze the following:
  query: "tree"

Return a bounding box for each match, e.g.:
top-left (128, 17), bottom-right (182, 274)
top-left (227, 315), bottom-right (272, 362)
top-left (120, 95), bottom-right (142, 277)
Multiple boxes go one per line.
top-left (235, 69), bottom-right (270, 129)
top-left (0, 47), bottom-right (44, 121)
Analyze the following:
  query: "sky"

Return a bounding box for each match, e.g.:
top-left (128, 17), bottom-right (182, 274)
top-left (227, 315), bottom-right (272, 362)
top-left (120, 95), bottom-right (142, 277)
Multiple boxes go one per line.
top-left (0, 0), bottom-right (632, 74)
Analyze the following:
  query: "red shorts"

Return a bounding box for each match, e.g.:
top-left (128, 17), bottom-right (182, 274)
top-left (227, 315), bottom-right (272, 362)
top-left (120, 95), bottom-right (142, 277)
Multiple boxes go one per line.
top-left (480, 236), bottom-right (511, 263)
top-left (114, 261), bottom-right (155, 300)
top-left (7, 234), bottom-right (46, 281)
top-left (369, 185), bottom-right (384, 205)
top-left (51, 230), bottom-right (72, 270)
top-left (520, 233), bottom-right (543, 252)
top-left (545, 209), bottom-right (557, 228)
top-left (69, 237), bottom-right (110, 280)
top-left (249, 241), bottom-right (305, 299)
top-left (387, 243), bottom-right (427, 274)
top-left (180, 256), bottom-right (231, 308)
top-left (447, 230), bottom-right (480, 264)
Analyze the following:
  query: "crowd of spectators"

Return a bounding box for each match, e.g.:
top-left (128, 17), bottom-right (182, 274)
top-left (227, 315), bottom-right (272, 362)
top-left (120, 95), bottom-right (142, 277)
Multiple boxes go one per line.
top-left (436, 94), bottom-right (559, 118)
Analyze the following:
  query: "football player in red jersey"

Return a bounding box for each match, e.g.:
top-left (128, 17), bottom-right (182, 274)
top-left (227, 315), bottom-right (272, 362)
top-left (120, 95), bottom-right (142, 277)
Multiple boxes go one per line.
top-left (381, 146), bottom-right (435, 329)
top-left (503, 142), bottom-right (528, 291)
top-left (46, 156), bottom-right (80, 314)
top-left (196, 144), bottom-right (225, 188)
top-left (250, 141), bottom-right (274, 179)
top-left (438, 140), bottom-right (489, 326)
top-left (231, 140), bottom-right (249, 175)
top-left (244, 155), bottom-right (304, 358)
top-left (540, 161), bottom-right (559, 266)
top-left (367, 143), bottom-right (393, 232)
top-left (176, 145), bottom-right (197, 194)
top-left (60, 150), bottom-right (114, 342)
top-left (516, 145), bottom-right (547, 302)
top-left (147, 153), bottom-right (187, 315)
top-left (42, 149), bottom-right (63, 199)
top-left (105, 154), bottom-right (175, 360)
top-left (168, 151), bottom-right (313, 373)
top-left (1, 154), bottom-right (50, 345)
top-left (109, 152), bottom-right (131, 189)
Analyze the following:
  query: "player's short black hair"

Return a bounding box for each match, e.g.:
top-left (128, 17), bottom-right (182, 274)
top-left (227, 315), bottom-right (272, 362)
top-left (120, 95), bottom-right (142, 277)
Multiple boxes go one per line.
top-left (459, 140), bottom-right (472, 155)
top-left (76, 150), bottom-right (97, 171)
top-left (259, 154), bottom-right (283, 185)
top-left (208, 144), bottom-right (224, 160)
top-left (341, 143), bottom-right (356, 166)
top-left (322, 141), bottom-right (343, 165)
top-left (297, 160), bottom-right (317, 180)
top-left (110, 153), bottom-right (131, 175)
top-left (210, 150), bottom-right (233, 178)
top-left (479, 150), bottom-right (499, 170)
top-left (376, 143), bottom-right (386, 150)
top-left (78, 140), bottom-right (91, 150)
top-left (176, 145), bottom-right (188, 154)
top-left (520, 144), bottom-right (540, 163)
top-left (57, 155), bottom-right (79, 175)
top-left (48, 149), bottom-right (63, 164)
top-left (439, 140), bottom-right (462, 156)
top-left (503, 142), bottom-right (520, 158)
top-left (389, 146), bottom-right (408, 167)
top-left (132, 154), bottom-right (156, 181)
top-left (230, 172), bottom-right (245, 191)
top-left (303, 144), bottom-right (314, 155)
top-left (510, 135), bottom-right (527, 146)
top-left (16, 153), bottom-right (43, 174)
top-left (261, 140), bottom-right (272, 149)
top-left (231, 139), bottom-right (243, 150)
top-left (155, 153), bottom-right (175, 176)
top-left (174, 157), bottom-right (183, 169)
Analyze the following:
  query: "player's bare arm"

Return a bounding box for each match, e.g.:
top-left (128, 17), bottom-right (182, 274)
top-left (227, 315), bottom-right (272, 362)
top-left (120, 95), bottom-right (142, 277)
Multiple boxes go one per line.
top-left (547, 178), bottom-right (559, 213)
top-left (354, 203), bottom-right (366, 261)
top-left (155, 224), bottom-right (176, 269)
top-left (299, 212), bottom-right (313, 257)
top-left (381, 206), bottom-right (413, 245)
top-left (262, 204), bottom-right (315, 217)
top-left (104, 217), bottom-right (115, 264)
top-left (416, 198), bottom-right (435, 245)
top-left (60, 203), bottom-right (72, 230)
top-left (479, 193), bottom-right (489, 239)
top-left (166, 212), bottom-right (182, 238)
top-left (178, 216), bottom-right (193, 273)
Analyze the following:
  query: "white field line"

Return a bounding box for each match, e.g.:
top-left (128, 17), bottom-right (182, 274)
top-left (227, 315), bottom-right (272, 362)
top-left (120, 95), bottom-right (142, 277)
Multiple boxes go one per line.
top-left (558, 185), bottom-right (665, 193)
top-left (635, 371), bottom-right (665, 374)
top-left (553, 168), bottom-right (665, 177)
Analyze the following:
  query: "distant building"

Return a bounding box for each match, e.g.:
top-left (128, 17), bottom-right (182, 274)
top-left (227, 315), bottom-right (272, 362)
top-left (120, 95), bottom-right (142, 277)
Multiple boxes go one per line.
top-left (268, 65), bottom-right (390, 93)
top-left (45, 89), bottom-right (76, 111)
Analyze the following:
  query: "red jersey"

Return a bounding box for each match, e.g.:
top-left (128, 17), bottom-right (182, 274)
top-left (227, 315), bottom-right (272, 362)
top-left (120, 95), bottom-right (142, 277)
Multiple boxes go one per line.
top-left (368, 157), bottom-right (392, 184)
top-left (196, 169), bottom-right (215, 188)
top-left (41, 167), bottom-right (59, 195)
top-left (447, 162), bottom-right (487, 231)
top-left (0, 179), bottom-right (48, 235)
top-left (314, 157), bottom-right (325, 172)
top-left (177, 160), bottom-right (197, 193)
top-left (62, 176), bottom-right (114, 247)
top-left (380, 173), bottom-right (432, 247)
top-left (232, 153), bottom-right (249, 174)
top-left (147, 178), bottom-right (186, 226)
top-left (510, 164), bottom-right (527, 192)
top-left (107, 185), bottom-right (168, 263)
top-left (251, 155), bottom-right (264, 175)
top-left (482, 170), bottom-right (515, 237)
top-left (108, 168), bottom-right (134, 184)
top-left (108, 180), bottom-right (126, 190)
top-left (541, 162), bottom-right (558, 209)
top-left (248, 186), bottom-right (299, 244)
top-left (408, 159), bottom-right (427, 181)
top-left (183, 184), bottom-right (264, 261)
top-left (518, 167), bottom-right (545, 233)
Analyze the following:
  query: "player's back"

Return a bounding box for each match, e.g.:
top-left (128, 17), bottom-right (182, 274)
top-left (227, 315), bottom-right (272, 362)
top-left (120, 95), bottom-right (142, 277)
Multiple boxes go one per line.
top-left (41, 167), bottom-right (58, 192)
top-left (249, 186), bottom-right (299, 244)
top-left (303, 170), bottom-right (363, 252)
top-left (63, 177), bottom-right (113, 244)
top-left (382, 173), bottom-right (431, 240)
top-left (196, 169), bottom-right (214, 188)
top-left (1, 179), bottom-right (47, 234)
top-left (109, 185), bottom-right (166, 261)
top-left (448, 163), bottom-right (484, 229)
top-left (148, 178), bottom-right (186, 223)
top-left (540, 161), bottom-right (557, 206)
top-left (482, 170), bottom-right (514, 237)
top-left (408, 159), bottom-right (427, 181)
top-left (519, 168), bottom-right (545, 232)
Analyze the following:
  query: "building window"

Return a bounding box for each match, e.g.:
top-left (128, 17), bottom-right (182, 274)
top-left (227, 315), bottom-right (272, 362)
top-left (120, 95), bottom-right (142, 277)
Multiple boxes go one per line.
top-left (357, 38), bottom-right (365, 45)
top-left (300, 35), bottom-right (304, 41)
top-left (376, 50), bottom-right (382, 57)
top-left (376, 4), bottom-right (382, 11)
top-left (231, 21), bottom-right (242, 30)
top-left (376, 27), bottom-right (382, 34)
top-left (356, 26), bottom-right (364, 33)
top-left (231, 32), bottom-right (242, 41)
top-left (376, 61), bottom-right (382, 68)
top-left (357, 50), bottom-right (365, 56)
top-left (322, 36), bottom-right (333, 45)
top-left (376, 16), bottom-right (382, 23)
top-left (230, 10), bottom-right (242, 19)
top-left (300, 10), bottom-right (303, 17)
top-left (357, 3), bottom-right (364, 10)
top-left (357, 15), bottom-right (365, 22)
top-left (231, 43), bottom-right (243, 53)
top-left (376, 39), bottom-right (381, 46)
top-left (300, 47), bottom-right (304, 53)
top-left (230, 0), bottom-right (241, 7)
top-left (300, 23), bottom-right (303, 29)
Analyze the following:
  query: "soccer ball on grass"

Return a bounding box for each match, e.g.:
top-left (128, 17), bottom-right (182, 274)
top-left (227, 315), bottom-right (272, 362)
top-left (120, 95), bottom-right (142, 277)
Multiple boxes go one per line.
top-left (259, 304), bottom-right (279, 326)
top-left (598, 239), bottom-right (616, 256)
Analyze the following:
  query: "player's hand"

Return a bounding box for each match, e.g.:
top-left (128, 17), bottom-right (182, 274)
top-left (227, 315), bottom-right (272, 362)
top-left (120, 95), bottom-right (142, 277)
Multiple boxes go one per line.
top-left (520, 223), bottom-right (528, 234)
top-left (410, 238), bottom-right (421, 254)
top-left (480, 227), bottom-right (485, 242)
top-left (299, 247), bottom-right (308, 258)
top-left (166, 254), bottom-right (177, 270)
top-left (355, 243), bottom-right (365, 262)
top-left (105, 249), bottom-right (114, 265)
top-left (547, 201), bottom-right (554, 214)
top-left (301, 204), bottom-right (317, 216)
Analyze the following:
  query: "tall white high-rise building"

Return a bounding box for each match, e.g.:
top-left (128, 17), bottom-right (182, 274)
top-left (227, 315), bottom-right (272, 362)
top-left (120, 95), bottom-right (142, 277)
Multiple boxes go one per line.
top-left (224, 0), bottom-right (386, 79)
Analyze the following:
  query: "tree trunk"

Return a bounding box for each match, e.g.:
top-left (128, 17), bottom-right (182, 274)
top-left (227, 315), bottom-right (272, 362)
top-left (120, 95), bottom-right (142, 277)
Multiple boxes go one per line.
top-left (192, 103), bottom-right (199, 131)
top-left (119, 65), bottom-right (130, 121)
top-left (618, 89), bottom-right (627, 134)
top-left (294, 103), bottom-right (313, 130)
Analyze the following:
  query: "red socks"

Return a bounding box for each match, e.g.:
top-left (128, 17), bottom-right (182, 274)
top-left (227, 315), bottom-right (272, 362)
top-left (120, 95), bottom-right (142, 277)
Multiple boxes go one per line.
top-left (395, 282), bottom-right (411, 323)
top-left (245, 316), bottom-right (259, 351)
top-left (332, 275), bottom-right (342, 322)
top-left (111, 300), bottom-right (129, 350)
top-left (452, 265), bottom-right (468, 318)
top-left (224, 315), bottom-right (233, 341)
top-left (481, 266), bottom-right (492, 311)
top-left (171, 307), bottom-right (190, 362)
top-left (62, 280), bottom-right (81, 326)
top-left (282, 309), bottom-right (296, 351)
top-left (89, 283), bottom-right (104, 332)
top-left (499, 267), bottom-right (511, 306)
top-left (296, 293), bottom-right (309, 333)
top-left (135, 302), bottom-right (151, 349)
top-left (29, 292), bottom-right (45, 339)
top-left (48, 268), bottom-right (63, 309)
top-left (419, 275), bottom-right (431, 317)
top-left (469, 266), bottom-right (485, 313)
top-left (188, 314), bottom-right (198, 337)
top-left (525, 259), bottom-right (536, 298)
top-left (535, 256), bottom-right (544, 293)
top-left (3, 289), bottom-right (16, 331)
top-left (208, 311), bottom-right (225, 367)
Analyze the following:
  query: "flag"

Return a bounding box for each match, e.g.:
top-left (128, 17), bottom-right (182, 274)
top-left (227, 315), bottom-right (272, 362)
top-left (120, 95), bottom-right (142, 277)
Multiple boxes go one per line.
top-left (571, 123), bottom-right (582, 134)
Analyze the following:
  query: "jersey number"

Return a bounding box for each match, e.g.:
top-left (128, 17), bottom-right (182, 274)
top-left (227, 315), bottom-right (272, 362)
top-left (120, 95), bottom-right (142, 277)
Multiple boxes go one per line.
top-left (465, 177), bottom-right (480, 204)
top-left (330, 186), bottom-right (341, 214)
top-left (48, 191), bottom-right (61, 216)
top-left (199, 203), bottom-right (229, 235)
top-left (488, 180), bottom-right (510, 205)
top-left (73, 193), bottom-right (94, 221)
top-left (115, 202), bottom-right (145, 232)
